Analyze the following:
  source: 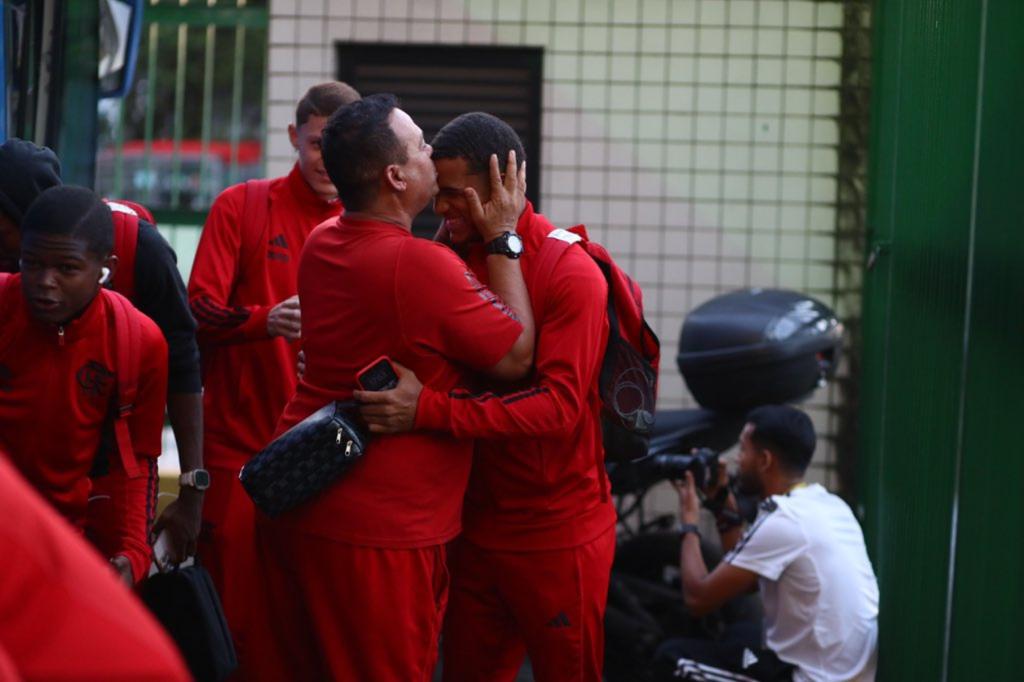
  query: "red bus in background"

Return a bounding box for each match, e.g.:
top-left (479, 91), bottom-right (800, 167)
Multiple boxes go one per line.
top-left (95, 139), bottom-right (263, 212)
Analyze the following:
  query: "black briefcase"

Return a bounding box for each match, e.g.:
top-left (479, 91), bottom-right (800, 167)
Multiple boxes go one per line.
top-left (239, 400), bottom-right (369, 518)
top-left (140, 564), bottom-right (238, 682)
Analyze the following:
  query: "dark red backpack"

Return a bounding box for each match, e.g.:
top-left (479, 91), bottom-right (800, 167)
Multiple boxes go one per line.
top-left (104, 198), bottom-right (156, 302)
top-left (532, 226), bottom-right (661, 463)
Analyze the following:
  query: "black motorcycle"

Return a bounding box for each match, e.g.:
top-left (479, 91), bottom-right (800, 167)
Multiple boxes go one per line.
top-left (603, 288), bottom-right (844, 681)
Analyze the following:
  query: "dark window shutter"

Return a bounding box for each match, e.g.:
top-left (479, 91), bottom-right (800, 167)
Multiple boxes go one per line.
top-left (336, 43), bottom-right (543, 237)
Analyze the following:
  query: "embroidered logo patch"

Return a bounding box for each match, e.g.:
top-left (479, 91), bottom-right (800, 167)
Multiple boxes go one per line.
top-left (267, 234), bottom-right (291, 262)
top-left (76, 360), bottom-right (114, 398)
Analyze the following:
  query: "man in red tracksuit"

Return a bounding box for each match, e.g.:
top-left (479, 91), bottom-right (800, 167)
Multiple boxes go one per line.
top-left (247, 94), bottom-right (536, 681)
top-left (0, 186), bottom-right (168, 586)
top-left (358, 113), bottom-right (616, 681)
top-left (0, 452), bottom-right (190, 681)
top-left (187, 81), bottom-right (359, 642)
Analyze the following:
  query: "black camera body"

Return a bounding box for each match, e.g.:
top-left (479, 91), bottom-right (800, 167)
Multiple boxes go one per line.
top-left (643, 447), bottom-right (720, 488)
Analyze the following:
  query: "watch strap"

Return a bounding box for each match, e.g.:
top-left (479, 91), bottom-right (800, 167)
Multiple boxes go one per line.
top-left (679, 523), bottom-right (701, 540)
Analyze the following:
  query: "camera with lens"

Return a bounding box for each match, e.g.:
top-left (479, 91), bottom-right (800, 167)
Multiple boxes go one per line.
top-left (642, 447), bottom-right (720, 488)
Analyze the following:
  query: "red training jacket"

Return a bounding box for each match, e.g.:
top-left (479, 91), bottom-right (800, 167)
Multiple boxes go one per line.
top-left (0, 274), bottom-right (168, 581)
top-left (0, 453), bottom-right (189, 681)
top-left (269, 216), bottom-right (523, 548)
top-left (188, 164), bottom-right (342, 467)
top-left (415, 202), bottom-right (617, 551)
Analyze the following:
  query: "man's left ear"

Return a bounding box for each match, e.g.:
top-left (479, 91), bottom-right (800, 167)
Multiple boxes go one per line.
top-left (385, 165), bottom-right (407, 192)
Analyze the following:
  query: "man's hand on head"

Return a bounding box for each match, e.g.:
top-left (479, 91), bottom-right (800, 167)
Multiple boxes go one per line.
top-left (267, 295), bottom-right (301, 341)
top-left (464, 150), bottom-right (527, 243)
top-left (355, 361), bottom-right (423, 435)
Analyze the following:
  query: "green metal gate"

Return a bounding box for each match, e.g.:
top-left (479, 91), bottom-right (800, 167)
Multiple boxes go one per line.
top-left (95, 0), bottom-right (267, 279)
top-left (860, 1), bottom-right (1024, 679)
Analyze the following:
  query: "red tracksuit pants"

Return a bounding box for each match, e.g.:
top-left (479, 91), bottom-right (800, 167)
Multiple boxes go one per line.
top-left (197, 454), bottom-right (259, 663)
top-left (247, 518), bottom-right (450, 682)
top-left (442, 525), bottom-right (616, 682)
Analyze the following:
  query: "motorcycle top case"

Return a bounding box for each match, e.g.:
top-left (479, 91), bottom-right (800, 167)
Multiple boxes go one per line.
top-left (677, 288), bottom-right (843, 411)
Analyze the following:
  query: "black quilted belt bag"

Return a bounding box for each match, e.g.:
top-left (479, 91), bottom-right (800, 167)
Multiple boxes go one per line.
top-left (239, 400), bottom-right (369, 518)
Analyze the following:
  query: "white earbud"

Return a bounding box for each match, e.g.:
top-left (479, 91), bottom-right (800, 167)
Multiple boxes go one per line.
top-left (99, 267), bottom-right (111, 285)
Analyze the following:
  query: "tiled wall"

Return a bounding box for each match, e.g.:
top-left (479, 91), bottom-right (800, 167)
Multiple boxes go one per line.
top-left (266, 0), bottom-right (851, 487)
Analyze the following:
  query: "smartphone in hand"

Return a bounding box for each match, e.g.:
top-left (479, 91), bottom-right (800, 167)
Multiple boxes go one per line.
top-left (357, 356), bottom-right (399, 391)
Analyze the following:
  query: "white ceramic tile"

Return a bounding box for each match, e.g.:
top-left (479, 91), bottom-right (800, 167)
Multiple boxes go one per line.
top-left (580, 55), bottom-right (608, 83)
top-left (523, 22), bottom-right (550, 46)
top-left (549, 0), bottom-right (577, 22)
top-left (582, 24), bottom-right (609, 51)
top-left (436, 21), bottom-right (464, 43)
top-left (697, 58), bottom-right (726, 85)
top-left (409, 0), bottom-right (437, 20)
top-left (327, 18), bottom-right (353, 40)
top-left (272, 0), bottom-right (299, 15)
top-left (409, 20), bottom-right (436, 42)
top-left (268, 45), bottom-right (297, 72)
top-left (297, 18), bottom-right (323, 39)
top-left (377, 19), bottom-right (405, 41)
top-left (729, 0), bottom-right (757, 26)
top-left (374, 0), bottom-right (406, 19)
top-left (817, 2), bottom-right (845, 29)
top-left (815, 59), bottom-right (842, 86)
top-left (297, 0), bottom-right (325, 16)
top-left (439, 0), bottom-right (464, 21)
top-left (758, 1), bottom-right (788, 28)
top-left (465, 21), bottom-right (495, 44)
top-left (635, 199), bottom-right (663, 226)
top-left (269, 17), bottom-right (297, 44)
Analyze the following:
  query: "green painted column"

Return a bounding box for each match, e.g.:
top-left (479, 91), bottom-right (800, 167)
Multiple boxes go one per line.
top-left (861, 1), bottom-right (1024, 679)
top-left (54, 0), bottom-right (99, 187)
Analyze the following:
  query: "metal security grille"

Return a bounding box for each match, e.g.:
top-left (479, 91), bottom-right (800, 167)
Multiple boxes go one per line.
top-left (94, 0), bottom-right (268, 279)
top-left (335, 42), bottom-right (543, 237)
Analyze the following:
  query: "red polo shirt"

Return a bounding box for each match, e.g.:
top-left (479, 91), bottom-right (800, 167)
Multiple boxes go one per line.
top-left (0, 274), bottom-right (167, 580)
top-left (269, 215), bottom-right (522, 548)
top-left (188, 164), bottom-right (342, 466)
top-left (0, 453), bottom-right (189, 681)
top-left (415, 203), bottom-right (616, 550)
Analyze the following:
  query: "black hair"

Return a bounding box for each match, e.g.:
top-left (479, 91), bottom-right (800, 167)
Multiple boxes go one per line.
top-left (20, 186), bottom-right (113, 258)
top-left (745, 405), bottom-right (816, 474)
top-left (321, 93), bottom-right (408, 211)
top-left (430, 112), bottom-right (526, 174)
top-left (0, 138), bottom-right (62, 223)
top-left (294, 81), bottom-right (361, 127)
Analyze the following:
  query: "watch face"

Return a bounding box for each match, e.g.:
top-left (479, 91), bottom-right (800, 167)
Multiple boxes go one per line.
top-left (507, 233), bottom-right (524, 254)
top-left (193, 470), bottom-right (211, 488)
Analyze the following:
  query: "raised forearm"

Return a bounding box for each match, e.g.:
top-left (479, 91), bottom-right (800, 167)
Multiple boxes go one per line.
top-left (483, 254), bottom-right (535, 379)
top-left (167, 392), bottom-right (203, 472)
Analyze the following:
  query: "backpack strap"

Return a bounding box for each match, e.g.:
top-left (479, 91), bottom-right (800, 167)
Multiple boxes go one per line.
top-left (111, 198), bottom-right (155, 225)
top-left (108, 292), bottom-right (143, 479)
top-left (107, 202), bottom-right (140, 301)
top-left (531, 228), bottom-right (582, 323)
top-left (239, 179), bottom-right (274, 280)
top-left (0, 274), bottom-right (17, 359)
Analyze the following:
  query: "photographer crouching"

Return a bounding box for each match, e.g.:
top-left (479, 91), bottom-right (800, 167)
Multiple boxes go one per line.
top-left (658, 405), bottom-right (879, 682)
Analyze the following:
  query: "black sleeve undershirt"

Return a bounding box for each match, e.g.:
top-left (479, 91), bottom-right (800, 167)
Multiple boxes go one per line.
top-left (130, 221), bottom-right (202, 394)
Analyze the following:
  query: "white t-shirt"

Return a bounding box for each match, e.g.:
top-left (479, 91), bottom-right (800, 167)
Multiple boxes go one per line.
top-left (725, 484), bottom-right (879, 682)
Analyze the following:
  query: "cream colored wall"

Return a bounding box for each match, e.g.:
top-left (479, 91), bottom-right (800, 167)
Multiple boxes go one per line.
top-left (266, 0), bottom-right (848, 487)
